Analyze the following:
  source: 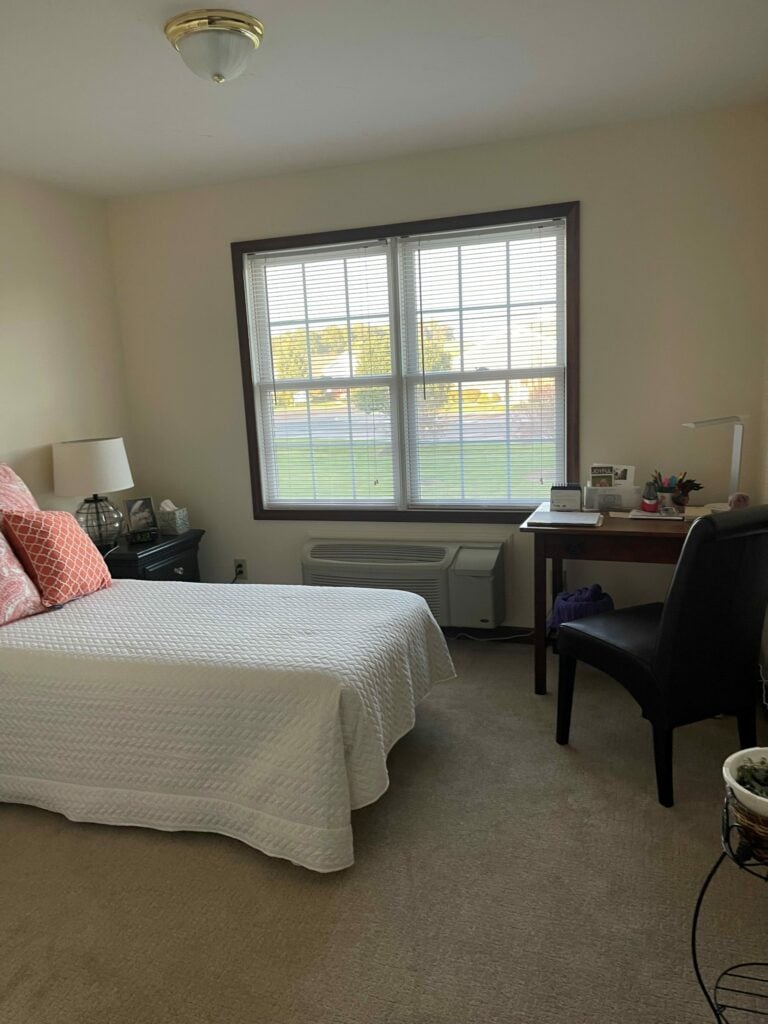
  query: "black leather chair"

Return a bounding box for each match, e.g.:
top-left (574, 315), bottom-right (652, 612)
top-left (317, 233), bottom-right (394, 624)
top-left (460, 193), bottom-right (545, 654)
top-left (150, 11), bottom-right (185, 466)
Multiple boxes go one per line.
top-left (556, 506), bottom-right (768, 806)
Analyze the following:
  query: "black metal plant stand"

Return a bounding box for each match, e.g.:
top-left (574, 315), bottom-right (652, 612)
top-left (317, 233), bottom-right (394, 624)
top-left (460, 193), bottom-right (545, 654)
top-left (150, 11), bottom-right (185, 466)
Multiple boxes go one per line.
top-left (691, 796), bottom-right (768, 1021)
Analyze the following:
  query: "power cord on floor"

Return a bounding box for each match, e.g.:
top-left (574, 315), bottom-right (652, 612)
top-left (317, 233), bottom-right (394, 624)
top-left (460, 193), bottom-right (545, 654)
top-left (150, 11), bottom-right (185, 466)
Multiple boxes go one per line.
top-left (449, 630), bottom-right (534, 643)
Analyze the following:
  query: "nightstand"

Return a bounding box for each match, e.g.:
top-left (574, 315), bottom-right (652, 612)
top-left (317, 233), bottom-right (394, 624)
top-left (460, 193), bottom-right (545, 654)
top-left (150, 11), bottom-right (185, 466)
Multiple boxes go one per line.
top-left (106, 529), bottom-right (205, 582)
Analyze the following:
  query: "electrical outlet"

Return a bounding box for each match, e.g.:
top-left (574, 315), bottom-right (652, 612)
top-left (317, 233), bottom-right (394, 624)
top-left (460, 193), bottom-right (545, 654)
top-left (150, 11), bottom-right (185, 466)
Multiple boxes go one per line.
top-left (233, 559), bottom-right (248, 581)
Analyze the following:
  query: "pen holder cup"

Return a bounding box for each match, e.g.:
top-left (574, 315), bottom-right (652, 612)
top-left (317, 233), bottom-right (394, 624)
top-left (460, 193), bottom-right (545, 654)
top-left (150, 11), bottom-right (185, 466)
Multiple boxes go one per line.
top-left (158, 507), bottom-right (190, 535)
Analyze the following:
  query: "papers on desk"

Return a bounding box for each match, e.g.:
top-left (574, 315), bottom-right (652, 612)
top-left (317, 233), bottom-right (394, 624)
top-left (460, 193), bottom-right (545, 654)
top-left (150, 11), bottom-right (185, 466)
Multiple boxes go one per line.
top-left (526, 503), bottom-right (604, 527)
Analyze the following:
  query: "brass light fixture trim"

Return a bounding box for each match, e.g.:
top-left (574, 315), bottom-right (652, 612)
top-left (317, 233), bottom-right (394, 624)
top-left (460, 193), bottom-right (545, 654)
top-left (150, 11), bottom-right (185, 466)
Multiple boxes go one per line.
top-left (164, 9), bottom-right (264, 51)
top-left (164, 9), bottom-right (264, 81)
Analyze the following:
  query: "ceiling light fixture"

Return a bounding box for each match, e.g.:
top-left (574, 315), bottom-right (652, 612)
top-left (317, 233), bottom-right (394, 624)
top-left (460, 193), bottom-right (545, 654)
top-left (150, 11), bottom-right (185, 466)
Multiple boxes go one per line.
top-left (164, 9), bottom-right (264, 84)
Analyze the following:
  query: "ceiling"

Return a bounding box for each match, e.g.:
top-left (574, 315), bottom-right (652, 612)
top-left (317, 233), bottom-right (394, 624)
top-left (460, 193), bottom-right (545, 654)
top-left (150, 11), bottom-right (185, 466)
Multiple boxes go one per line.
top-left (2, 0), bottom-right (768, 197)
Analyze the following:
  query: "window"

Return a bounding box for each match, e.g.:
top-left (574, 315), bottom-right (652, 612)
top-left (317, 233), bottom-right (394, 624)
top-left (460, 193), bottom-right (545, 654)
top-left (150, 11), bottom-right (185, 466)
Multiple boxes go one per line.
top-left (233, 203), bottom-right (579, 522)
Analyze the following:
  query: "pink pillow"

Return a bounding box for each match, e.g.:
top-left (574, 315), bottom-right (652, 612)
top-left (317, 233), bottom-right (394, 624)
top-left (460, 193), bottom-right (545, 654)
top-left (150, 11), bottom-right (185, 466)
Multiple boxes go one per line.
top-left (0, 532), bottom-right (44, 624)
top-left (0, 463), bottom-right (39, 513)
top-left (3, 510), bottom-right (111, 608)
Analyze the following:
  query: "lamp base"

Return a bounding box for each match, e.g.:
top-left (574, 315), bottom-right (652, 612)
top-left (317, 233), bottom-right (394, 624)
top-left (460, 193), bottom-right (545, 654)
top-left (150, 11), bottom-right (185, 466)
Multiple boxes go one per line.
top-left (75, 495), bottom-right (123, 549)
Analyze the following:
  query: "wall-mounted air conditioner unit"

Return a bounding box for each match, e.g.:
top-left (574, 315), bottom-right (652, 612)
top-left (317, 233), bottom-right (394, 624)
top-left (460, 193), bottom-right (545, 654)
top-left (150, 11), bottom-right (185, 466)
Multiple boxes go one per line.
top-left (301, 540), bottom-right (505, 628)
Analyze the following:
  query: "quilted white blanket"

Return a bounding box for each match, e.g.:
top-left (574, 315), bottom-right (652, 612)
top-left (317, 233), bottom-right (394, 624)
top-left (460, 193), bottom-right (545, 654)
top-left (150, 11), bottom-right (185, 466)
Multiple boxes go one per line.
top-left (0, 579), bottom-right (454, 871)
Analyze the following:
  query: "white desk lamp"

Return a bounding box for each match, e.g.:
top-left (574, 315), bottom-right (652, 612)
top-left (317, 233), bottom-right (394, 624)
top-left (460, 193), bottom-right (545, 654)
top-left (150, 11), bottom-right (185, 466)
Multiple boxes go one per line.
top-left (681, 416), bottom-right (746, 510)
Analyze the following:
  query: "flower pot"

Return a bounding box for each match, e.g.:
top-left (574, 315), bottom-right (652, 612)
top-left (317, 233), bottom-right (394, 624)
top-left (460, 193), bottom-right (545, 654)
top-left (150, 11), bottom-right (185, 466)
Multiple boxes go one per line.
top-left (724, 748), bottom-right (768, 862)
top-left (723, 748), bottom-right (768, 819)
top-left (671, 491), bottom-right (689, 508)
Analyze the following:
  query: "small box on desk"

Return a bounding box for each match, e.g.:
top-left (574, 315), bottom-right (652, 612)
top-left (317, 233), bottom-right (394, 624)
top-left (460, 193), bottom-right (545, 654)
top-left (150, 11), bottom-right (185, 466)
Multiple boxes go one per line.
top-left (550, 485), bottom-right (583, 512)
top-left (158, 507), bottom-right (190, 535)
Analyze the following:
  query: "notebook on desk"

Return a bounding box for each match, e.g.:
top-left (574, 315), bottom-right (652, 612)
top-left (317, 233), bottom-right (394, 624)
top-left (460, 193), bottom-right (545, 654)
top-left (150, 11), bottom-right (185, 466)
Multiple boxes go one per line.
top-left (526, 503), bottom-right (604, 527)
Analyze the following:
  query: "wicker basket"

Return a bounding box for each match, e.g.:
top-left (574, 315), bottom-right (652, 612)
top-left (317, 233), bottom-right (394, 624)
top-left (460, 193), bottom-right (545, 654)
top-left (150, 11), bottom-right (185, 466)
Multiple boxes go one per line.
top-left (727, 790), bottom-right (768, 864)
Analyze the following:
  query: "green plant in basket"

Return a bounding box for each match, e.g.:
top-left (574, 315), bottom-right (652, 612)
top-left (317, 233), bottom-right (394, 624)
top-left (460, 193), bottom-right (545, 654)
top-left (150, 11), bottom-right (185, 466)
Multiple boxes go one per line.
top-left (736, 756), bottom-right (768, 799)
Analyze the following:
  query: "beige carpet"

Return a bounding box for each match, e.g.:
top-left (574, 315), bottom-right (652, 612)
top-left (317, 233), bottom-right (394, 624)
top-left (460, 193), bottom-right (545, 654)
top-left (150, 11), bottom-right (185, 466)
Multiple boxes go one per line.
top-left (1, 640), bottom-right (765, 1024)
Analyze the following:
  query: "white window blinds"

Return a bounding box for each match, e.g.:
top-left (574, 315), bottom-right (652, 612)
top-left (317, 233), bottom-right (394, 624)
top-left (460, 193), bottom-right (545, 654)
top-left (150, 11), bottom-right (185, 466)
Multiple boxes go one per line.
top-left (245, 243), bottom-right (399, 508)
top-left (241, 214), bottom-right (569, 512)
top-left (399, 220), bottom-right (566, 507)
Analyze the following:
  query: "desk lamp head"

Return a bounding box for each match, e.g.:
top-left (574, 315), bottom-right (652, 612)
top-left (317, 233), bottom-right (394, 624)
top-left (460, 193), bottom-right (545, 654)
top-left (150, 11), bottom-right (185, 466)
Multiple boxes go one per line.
top-left (681, 416), bottom-right (747, 509)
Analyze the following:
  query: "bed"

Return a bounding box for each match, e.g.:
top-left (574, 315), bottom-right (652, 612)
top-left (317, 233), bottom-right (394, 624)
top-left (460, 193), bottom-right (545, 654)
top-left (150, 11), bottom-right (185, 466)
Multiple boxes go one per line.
top-left (0, 579), bottom-right (454, 872)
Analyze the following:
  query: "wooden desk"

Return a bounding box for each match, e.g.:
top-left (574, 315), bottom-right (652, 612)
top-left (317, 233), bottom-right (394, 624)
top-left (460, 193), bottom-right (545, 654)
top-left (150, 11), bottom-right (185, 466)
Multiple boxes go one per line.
top-left (519, 513), bottom-right (692, 695)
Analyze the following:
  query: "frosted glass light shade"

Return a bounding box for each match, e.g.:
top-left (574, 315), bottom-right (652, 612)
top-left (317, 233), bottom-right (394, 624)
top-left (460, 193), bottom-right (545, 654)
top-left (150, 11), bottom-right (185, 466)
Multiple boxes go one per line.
top-left (176, 29), bottom-right (254, 82)
top-left (53, 437), bottom-right (134, 497)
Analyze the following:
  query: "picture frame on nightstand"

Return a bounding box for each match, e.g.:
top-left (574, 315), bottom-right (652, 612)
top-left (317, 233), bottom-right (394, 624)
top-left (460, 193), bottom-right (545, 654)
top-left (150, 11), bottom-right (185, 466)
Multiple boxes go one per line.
top-left (124, 496), bottom-right (159, 544)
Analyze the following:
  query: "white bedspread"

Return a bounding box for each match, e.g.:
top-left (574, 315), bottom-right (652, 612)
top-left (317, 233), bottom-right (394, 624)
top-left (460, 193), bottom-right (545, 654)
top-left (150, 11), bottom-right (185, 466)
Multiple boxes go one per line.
top-left (0, 579), bottom-right (454, 871)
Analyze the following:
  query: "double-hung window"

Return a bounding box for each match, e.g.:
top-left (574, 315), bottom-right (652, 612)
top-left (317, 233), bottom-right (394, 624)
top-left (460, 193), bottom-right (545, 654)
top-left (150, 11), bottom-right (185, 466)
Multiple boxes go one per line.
top-left (233, 203), bottom-right (579, 522)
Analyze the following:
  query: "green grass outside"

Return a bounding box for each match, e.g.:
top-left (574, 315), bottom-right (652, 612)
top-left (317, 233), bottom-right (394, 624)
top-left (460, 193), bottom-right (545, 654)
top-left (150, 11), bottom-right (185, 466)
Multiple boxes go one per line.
top-left (272, 440), bottom-right (556, 502)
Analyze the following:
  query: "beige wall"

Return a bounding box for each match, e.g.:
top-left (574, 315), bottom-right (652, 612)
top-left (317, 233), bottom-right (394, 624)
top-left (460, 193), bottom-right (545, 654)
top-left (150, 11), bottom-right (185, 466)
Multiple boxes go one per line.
top-left (0, 172), bottom-right (127, 509)
top-left (108, 104), bottom-right (768, 623)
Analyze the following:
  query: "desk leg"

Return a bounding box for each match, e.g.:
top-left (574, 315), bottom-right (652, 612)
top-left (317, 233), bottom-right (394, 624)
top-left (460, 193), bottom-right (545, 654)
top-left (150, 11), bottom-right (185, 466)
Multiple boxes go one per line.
top-left (551, 556), bottom-right (564, 603)
top-left (533, 536), bottom-right (548, 695)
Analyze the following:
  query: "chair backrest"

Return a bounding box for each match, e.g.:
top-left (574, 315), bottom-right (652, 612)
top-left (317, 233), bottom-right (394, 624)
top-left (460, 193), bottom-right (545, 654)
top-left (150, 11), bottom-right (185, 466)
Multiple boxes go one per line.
top-left (655, 505), bottom-right (768, 720)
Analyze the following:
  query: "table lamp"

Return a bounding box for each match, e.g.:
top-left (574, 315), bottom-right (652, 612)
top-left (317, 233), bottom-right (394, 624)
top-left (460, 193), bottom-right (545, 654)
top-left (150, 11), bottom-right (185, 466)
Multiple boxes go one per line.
top-left (682, 416), bottom-right (746, 511)
top-left (53, 437), bottom-right (134, 549)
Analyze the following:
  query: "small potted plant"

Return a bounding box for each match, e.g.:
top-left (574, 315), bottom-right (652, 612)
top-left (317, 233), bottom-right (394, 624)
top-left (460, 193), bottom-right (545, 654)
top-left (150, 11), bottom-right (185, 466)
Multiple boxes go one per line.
top-left (672, 473), bottom-right (702, 508)
top-left (652, 471), bottom-right (702, 508)
top-left (723, 748), bottom-right (768, 861)
top-left (724, 749), bottom-right (768, 811)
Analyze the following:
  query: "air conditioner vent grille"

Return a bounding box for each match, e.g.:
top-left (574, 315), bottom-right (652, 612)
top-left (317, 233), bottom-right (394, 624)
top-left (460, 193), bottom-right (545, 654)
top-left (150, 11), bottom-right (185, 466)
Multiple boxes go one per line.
top-left (308, 573), bottom-right (445, 619)
top-left (301, 538), bottom-right (504, 628)
top-left (310, 543), bottom-right (447, 564)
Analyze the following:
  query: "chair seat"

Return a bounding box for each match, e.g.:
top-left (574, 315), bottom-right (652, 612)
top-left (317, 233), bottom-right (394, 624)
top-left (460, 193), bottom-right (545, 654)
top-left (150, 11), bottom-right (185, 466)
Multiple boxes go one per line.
top-left (555, 508), bottom-right (768, 806)
top-left (558, 603), bottom-right (664, 718)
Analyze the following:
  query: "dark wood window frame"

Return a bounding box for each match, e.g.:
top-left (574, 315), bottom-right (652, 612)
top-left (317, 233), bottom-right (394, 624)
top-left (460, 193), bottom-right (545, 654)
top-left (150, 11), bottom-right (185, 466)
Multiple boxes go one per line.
top-left (231, 201), bottom-right (579, 525)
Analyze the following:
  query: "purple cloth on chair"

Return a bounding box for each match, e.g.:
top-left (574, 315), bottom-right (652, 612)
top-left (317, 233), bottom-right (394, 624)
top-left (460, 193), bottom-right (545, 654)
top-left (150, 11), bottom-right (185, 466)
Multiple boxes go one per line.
top-left (547, 584), bottom-right (614, 633)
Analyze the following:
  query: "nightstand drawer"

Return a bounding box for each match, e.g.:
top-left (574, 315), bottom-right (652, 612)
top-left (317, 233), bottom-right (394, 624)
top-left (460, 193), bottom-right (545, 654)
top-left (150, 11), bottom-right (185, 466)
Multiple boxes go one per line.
top-left (143, 549), bottom-right (200, 582)
top-left (107, 529), bottom-right (205, 581)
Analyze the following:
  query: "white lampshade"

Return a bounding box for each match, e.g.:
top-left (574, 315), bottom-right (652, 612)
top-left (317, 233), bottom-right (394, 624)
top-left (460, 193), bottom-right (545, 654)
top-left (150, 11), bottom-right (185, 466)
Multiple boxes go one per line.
top-left (53, 437), bottom-right (134, 497)
top-left (176, 28), bottom-right (255, 82)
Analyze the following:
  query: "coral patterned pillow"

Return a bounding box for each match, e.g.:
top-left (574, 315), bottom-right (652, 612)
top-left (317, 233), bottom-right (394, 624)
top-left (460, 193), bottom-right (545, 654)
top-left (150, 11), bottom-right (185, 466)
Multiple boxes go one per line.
top-left (3, 510), bottom-right (111, 608)
top-left (0, 463), bottom-right (39, 515)
top-left (0, 532), bottom-right (44, 625)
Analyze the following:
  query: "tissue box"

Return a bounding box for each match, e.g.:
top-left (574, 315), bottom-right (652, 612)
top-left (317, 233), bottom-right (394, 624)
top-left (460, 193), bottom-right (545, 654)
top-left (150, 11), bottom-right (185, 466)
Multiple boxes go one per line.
top-left (158, 507), bottom-right (190, 535)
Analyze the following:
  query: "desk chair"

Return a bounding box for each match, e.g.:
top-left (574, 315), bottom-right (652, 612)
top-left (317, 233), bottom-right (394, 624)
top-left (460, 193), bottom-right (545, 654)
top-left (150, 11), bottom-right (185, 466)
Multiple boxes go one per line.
top-left (556, 506), bottom-right (768, 806)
